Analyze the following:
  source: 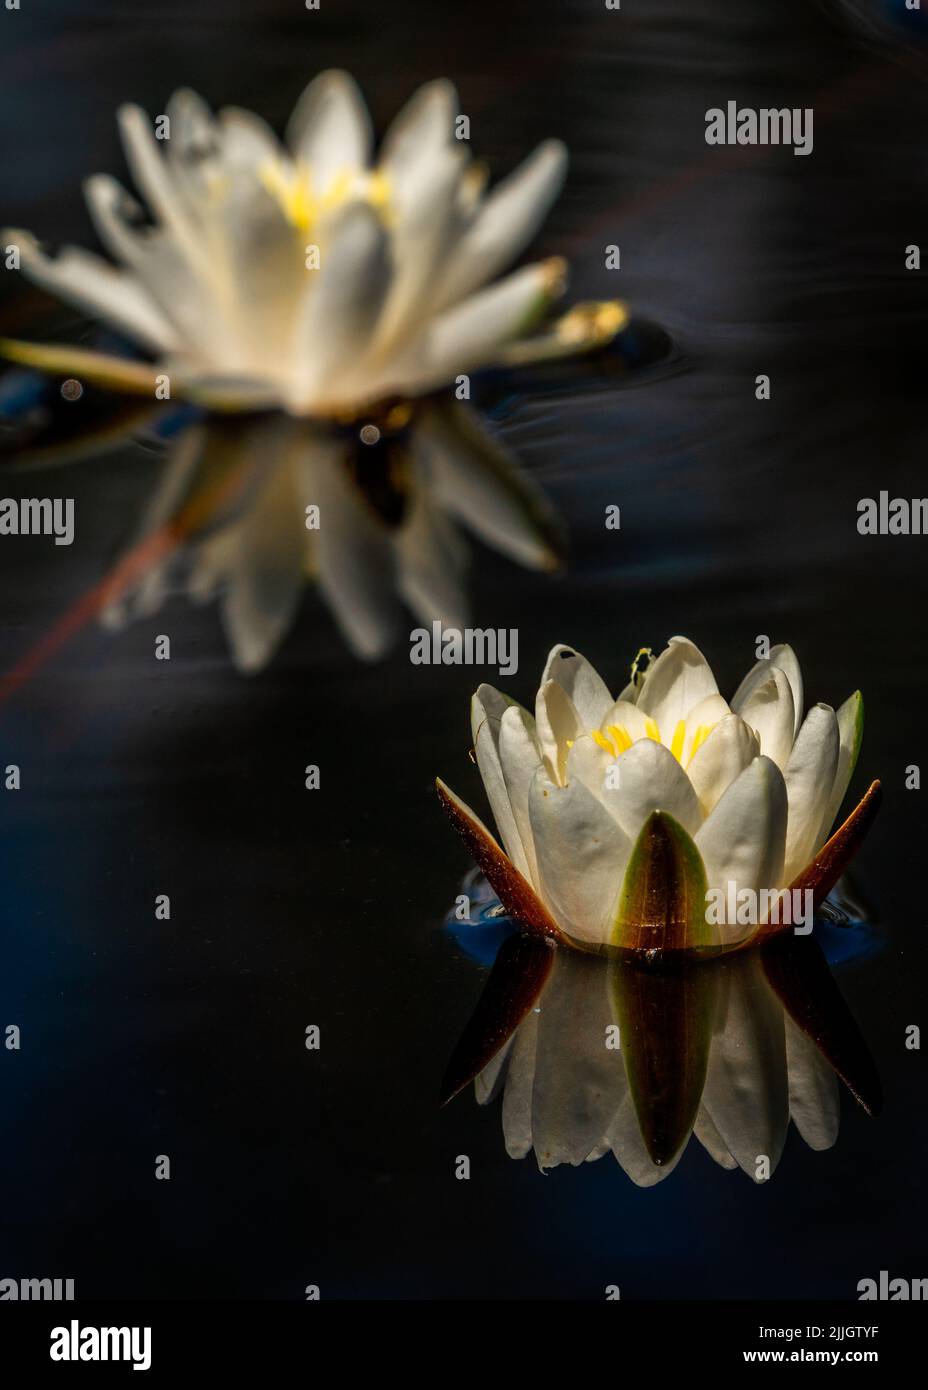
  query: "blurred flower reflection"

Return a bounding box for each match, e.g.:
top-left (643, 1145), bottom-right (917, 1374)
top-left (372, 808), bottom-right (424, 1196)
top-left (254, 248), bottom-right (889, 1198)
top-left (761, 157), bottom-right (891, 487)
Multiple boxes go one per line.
top-left (97, 396), bottom-right (563, 669)
top-left (443, 926), bottom-right (880, 1185)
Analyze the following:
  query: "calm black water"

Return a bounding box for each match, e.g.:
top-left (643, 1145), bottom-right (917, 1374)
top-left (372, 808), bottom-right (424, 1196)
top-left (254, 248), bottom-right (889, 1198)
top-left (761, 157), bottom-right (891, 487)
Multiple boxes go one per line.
top-left (0, 0), bottom-right (926, 1300)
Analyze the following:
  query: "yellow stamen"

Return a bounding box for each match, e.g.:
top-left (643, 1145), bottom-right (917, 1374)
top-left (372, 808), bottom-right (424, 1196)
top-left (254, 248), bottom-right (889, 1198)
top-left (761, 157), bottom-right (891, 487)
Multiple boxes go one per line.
top-left (670, 720), bottom-right (687, 762)
top-left (260, 159), bottom-right (317, 231)
top-left (367, 168), bottom-right (391, 211)
top-left (687, 725), bottom-right (711, 765)
top-left (258, 159), bottom-right (392, 234)
top-left (591, 729), bottom-right (615, 755)
top-left (644, 717), bottom-right (661, 743)
top-left (606, 724), bottom-right (633, 754)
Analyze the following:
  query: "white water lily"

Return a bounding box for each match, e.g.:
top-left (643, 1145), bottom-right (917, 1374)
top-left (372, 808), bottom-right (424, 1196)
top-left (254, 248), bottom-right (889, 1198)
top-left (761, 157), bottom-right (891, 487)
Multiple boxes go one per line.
top-left (440, 637), bottom-right (870, 950)
top-left (2, 70), bottom-right (591, 417)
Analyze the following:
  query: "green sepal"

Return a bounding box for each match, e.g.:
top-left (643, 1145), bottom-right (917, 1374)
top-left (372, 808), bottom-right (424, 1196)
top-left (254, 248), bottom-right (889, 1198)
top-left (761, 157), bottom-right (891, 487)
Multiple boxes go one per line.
top-left (611, 811), bottom-right (717, 954)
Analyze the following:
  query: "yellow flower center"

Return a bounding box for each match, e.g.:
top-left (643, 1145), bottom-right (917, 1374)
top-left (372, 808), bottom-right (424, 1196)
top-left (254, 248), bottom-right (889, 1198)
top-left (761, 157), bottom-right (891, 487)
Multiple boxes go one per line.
top-left (591, 719), bottom-right (715, 767)
top-left (259, 159), bottom-right (391, 232)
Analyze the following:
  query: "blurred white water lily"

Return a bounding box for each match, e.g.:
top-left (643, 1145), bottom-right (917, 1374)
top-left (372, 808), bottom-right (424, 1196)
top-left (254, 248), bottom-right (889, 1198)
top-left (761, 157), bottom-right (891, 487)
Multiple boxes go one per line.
top-left (438, 637), bottom-right (880, 953)
top-left (1, 70), bottom-right (625, 416)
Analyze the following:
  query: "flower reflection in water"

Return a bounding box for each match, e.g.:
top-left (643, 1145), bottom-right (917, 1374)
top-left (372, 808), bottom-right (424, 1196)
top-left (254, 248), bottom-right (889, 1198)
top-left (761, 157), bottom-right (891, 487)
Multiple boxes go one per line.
top-left (442, 896), bottom-right (881, 1185)
top-left (98, 395), bottom-right (566, 670)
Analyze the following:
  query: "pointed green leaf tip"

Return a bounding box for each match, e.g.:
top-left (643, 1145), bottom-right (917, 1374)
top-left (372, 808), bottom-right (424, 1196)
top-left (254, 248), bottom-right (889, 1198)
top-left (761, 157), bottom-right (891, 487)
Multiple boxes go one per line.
top-left (611, 811), bottom-right (718, 954)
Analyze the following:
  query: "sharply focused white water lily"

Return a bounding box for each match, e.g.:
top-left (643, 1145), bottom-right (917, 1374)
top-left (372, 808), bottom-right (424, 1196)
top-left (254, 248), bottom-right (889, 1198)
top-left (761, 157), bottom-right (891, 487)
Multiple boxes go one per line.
top-left (2, 70), bottom-right (592, 417)
top-left (438, 637), bottom-right (877, 952)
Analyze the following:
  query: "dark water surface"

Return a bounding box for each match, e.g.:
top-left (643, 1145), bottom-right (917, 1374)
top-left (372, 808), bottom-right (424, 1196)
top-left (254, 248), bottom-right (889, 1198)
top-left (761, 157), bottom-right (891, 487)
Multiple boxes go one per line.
top-left (0, 0), bottom-right (926, 1299)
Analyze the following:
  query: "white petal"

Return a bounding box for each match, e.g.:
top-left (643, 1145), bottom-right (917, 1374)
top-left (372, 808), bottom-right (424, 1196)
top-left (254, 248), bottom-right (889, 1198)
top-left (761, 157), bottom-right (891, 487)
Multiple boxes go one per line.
top-left (734, 667), bottom-right (796, 771)
top-left (821, 690), bottom-right (864, 840)
top-left (288, 202), bottom-right (391, 410)
top-left (436, 139), bottom-right (568, 308)
top-left (497, 704), bottom-right (545, 890)
top-left (302, 435), bottom-right (401, 659)
top-left (285, 70), bottom-right (372, 183)
top-left (100, 423), bottom-right (206, 628)
top-left (693, 1108), bottom-right (738, 1170)
top-left (500, 1008), bottom-right (539, 1160)
top-left (600, 738), bottom-right (702, 841)
top-left (695, 757), bottom-right (788, 939)
top-left (409, 401), bottom-right (560, 570)
top-left (529, 767), bottom-right (631, 944)
top-left (472, 685), bottom-right (532, 878)
top-left (782, 704), bottom-right (840, 882)
top-left (785, 1015), bottom-right (840, 1152)
top-left (563, 734), bottom-right (613, 802)
top-left (380, 78), bottom-right (457, 179)
top-left (531, 952), bottom-right (626, 1169)
top-left (83, 175), bottom-right (223, 362)
top-left (686, 713), bottom-right (759, 815)
top-left (393, 491), bottom-right (471, 634)
top-left (207, 173), bottom-right (308, 376)
top-left (188, 528), bottom-right (238, 607)
top-left (84, 173), bottom-right (151, 267)
top-left (474, 1035), bottom-right (514, 1106)
top-left (681, 693), bottom-right (731, 749)
top-left (731, 643), bottom-right (803, 741)
top-left (7, 230), bottom-right (177, 353)
top-left (369, 147), bottom-right (467, 353)
top-left (597, 699), bottom-right (651, 744)
top-left (701, 957), bottom-right (790, 1180)
top-left (165, 87), bottom-right (218, 170)
top-left (375, 260), bottom-right (559, 398)
top-left (635, 635), bottom-right (719, 734)
top-left (218, 107), bottom-right (282, 169)
top-left (539, 644), bottom-right (613, 730)
top-left (772, 645), bottom-right (804, 740)
top-left (166, 91), bottom-right (267, 212)
top-left (220, 445), bottom-right (307, 672)
top-left (534, 678), bottom-right (582, 786)
top-left (117, 104), bottom-right (206, 267)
